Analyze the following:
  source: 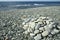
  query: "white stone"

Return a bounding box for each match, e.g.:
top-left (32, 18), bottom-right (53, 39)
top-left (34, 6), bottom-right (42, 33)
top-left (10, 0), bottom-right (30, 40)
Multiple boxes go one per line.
top-left (38, 22), bottom-right (43, 24)
top-left (44, 25), bottom-right (52, 32)
top-left (34, 34), bottom-right (41, 40)
top-left (35, 23), bottom-right (41, 30)
top-left (57, 26), bottom-right (60, 29)
top-left (42, 31), bottom-right (49, 37)
top-left (51, 29), bottom-right (59, 35)
top-left (48, 23), bottom-right (53, 29)
top-left (39, 27), bottom-right (44, 31)
top-left (48, 19), bottom-right (53, 22)
top-left (40, 17), bottom-right (46, 20)
top-left (29, 22), bottom-right (35, 29)
top-left (31, 18), bottom-right (37, 22)
top-left (46, 20), bottom-right (50, 24)
top-left (22, 22), bottom-right (26, 25)
top-left (27, 28), bottom-right (33, 33)
top-left (34, 30), bottom-right (39, 34)
top-left (44, 26), bottom-right (49, 30)
top-left (30, 33), bottom-right (35, 37)
top-left (23, 31), bottom-right (28, 34)
top-left (23, 24), bottom-right (28, 30)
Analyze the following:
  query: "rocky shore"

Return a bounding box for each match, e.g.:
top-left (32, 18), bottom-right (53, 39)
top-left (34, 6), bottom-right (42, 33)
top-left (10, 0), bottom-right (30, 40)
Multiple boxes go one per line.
top-left (0, 6), bottom-right (60, 40)
top-left (23, 16), bottom-right (60, 40)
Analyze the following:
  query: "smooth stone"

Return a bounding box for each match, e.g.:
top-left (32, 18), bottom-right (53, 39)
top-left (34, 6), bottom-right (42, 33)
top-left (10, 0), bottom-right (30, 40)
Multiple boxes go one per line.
top-left (48, 19), bottom-right (53, 22)
top-left (44, 25), bottom-right (52, 32)
top-left (22, 22), bottom-right (26, 25)
top-left (42, 31), bottom-right (49, 37)
top-left (48, 34), bottom-right (52, 37)
top-left (27, 28), bottom-right (33, 33)
top-left (23, 24), bottom-right (28, 30)
top-left (22, 18), bottom-right (31, 25)
top-left (31, 18), bottom-right (35, 22)
top-left (25, 18), bottom-right (31, 23)
top-left (34, 34), bottom-right (41, 40)
top-left (30, 33), bottom-right (35, 37)
top-left (44, 25), bottom-right (50, 31)
top-left (38, 22), bottom-right (43, 25)
top-left (57, 26), bottom-right (60, 30)
top-left (34, 30), bottom-right (39, 34)
top-left (46, 20), bottom-right (50, 24)
top-left (39, 27), bottom-right (44, 31)
top-left (40, 17), bottom-right (46, 19)
top-left (51, 29), bottom-right (59, 35)
top-left (48, 23), bottom-right (53, 29)
top-left (23, 31), bottom-right (28, 34)
top-left (29, 22), bottom-right (35, 29)
top-left (31, 18), bottom-right (38, 22)
top-left (36, 18), bottom-right (43, 22)
top-left (35, 23), bottom-right (41, 30)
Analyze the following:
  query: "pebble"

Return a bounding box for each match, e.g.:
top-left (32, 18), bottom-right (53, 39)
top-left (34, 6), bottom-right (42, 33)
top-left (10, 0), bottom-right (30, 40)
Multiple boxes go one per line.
top-left (34, 30), bottom-right (39, 34)
top-left (30, 33), bottom-right (35, 37)
top-left (29, 22), bottom-right (35, 29)
top-left (35, 23), bottom-right (41, 30)
top-left (27, 28), bottom-right (33, 33)
top-left (22, 16), bottom-right (60, 40)
top-left (42, 31), bottom-right (49, 37)
top-left (23, 24), bottom-right (28, 30)
top-left (34, 34), bottom-right (41, 40)
top-left (23, 31), bottom-right (28, 34)
top-left (39, 27), bottom-right (44, 31)
top-left (51, 29), bottom-right (59, 35)
top-left (57, 25), bottom-right (60, 30)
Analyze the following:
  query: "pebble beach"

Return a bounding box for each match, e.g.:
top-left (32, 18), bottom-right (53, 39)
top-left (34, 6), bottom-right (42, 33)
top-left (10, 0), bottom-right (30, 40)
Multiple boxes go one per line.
top-left (0, 6), bottom-right (60, 40)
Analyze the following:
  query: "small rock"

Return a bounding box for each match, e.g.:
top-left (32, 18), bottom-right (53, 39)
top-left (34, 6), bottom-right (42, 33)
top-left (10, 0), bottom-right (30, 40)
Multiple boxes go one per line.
top-left (51, 29), bottom-right (59, 35)
top-left (34, 30), bottom-right (39, 34)
top-left (38, 22), bottom-right (43, 25)
top-left (34, 34), bottom-right (41, 40)
top-left (44, 26), bottom-right (49, 31)
top-left (23, 31), bottom-right (28, 34)
top-left (39, 17), bottom-right (46, 19)
top-left (57, 25), bottom-right (60, 30)
top-left (29, 22), bottom-right (35, 29)
top-left (35, 23), bottom-right (41, 30)
top-left (48, 34), bottom-right (52, 37)
top-left (39, 27), bottom-right (44, 31)
top-left (23, 24), bottom-right (28, 30)
top-left (22, 22), bottom-right (26, 25)
top-left (30, 33), bottom-right (35, 37)
top-left (27, 28), bottom-right (33, 33)
top-left (42, 31), bottom-right (49, 37)
top-left (46, 20), bottom-right (50, 24)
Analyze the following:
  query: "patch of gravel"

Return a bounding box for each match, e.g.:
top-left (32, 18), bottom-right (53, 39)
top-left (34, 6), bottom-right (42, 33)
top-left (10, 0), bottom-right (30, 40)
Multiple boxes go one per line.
top-left (23, 16), bottom-right (60, 40)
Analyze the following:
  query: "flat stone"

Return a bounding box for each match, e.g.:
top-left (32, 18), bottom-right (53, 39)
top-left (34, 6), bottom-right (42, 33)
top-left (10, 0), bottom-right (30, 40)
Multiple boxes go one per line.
top-left (44, 26), bottom-right (49, 31)
top-left (34, 34), bottom-right (41, 40)
top-left (23, 31), bottom-right (28, 34)
top-left (35, 23), bottom-right (41, 30)
top-left (42, 31), bottom-right (49, 37)
top-left (30, 33), bottom-right (35, 37)
top-left (27, 28), bottom-right (33, 33)
top-left (40, 17), bottom-right (46, 20)
top-left (51, 29), bottom-right (59, 35)
top-left (38, 22), bottom-right (43, 25)
top-left (57, 26), bottom-right (60, 30)
top-left (23, 24), bottom-right (28, 30)
top-left (29, 22), bottom-right (35, 29)
top-left (34, 30), bottom-right (39, 34)
top-left (39, 27), bottom-right (44, 31)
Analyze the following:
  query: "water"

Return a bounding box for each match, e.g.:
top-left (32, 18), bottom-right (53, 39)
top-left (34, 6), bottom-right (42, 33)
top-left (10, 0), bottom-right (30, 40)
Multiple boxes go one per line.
top-left (0, 1), bottom-right (60, 11)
